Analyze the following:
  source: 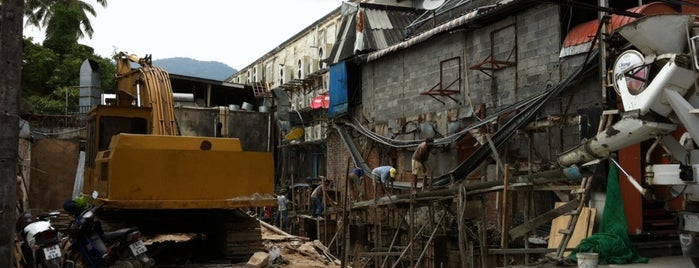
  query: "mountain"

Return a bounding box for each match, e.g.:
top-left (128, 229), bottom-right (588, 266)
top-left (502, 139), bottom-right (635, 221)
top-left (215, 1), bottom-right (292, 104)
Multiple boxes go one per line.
top-left (153, 57), bottom-right (237, 81)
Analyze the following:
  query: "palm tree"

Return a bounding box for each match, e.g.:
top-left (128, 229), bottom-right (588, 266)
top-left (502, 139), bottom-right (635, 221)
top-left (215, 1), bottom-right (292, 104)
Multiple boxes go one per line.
top-left (24, 0), bottom-right (107, 40)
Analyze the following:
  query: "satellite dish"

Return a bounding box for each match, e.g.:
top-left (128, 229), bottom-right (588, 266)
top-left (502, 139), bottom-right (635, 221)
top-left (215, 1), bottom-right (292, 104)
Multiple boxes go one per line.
top-left (422, 0), bottom-right (445, 10)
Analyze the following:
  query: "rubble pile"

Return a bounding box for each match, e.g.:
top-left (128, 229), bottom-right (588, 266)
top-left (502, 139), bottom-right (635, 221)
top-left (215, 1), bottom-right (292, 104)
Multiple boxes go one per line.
top-left (253, 224), bottom-right (341, 268)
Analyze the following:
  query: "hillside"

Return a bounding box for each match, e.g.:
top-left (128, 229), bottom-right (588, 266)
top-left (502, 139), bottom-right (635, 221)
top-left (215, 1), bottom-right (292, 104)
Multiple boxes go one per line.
top-left (153, 57), bottom-right (237, 81)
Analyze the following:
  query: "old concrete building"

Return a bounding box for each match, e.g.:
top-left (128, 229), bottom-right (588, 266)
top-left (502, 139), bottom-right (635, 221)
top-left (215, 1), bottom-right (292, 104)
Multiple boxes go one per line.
top-left (228, 0), bottom-right (699, 266)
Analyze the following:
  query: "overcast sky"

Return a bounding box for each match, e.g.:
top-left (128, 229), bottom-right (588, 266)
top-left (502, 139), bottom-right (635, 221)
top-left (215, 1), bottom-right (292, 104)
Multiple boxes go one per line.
top-left (23, 0), bottom-right (345, 70)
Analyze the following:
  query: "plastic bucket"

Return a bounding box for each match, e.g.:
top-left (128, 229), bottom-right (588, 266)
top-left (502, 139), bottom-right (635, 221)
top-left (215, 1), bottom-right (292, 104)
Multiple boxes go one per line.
top-left (242, 102), bottom-right (253, 111)
top-left (229, 104), bottom-right (240, 111)
top-left (577, 253), bottom-right (599, 268)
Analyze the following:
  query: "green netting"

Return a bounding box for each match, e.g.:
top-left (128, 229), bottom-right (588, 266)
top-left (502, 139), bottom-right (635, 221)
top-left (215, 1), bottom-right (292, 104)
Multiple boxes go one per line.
top-left (568, 161), bottom-right (648, 265)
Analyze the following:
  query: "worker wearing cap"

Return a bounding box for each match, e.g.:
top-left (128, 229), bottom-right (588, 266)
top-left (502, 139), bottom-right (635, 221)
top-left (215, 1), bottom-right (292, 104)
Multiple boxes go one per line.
top-left (412, 137), bottom-right (434, 192)
top-left (371, 166), bottom-right (396, 199)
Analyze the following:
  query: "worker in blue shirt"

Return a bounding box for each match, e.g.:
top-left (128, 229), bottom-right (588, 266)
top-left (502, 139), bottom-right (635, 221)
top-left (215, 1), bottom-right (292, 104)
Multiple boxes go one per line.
top-left (371, 166), bottom-right (396, 199)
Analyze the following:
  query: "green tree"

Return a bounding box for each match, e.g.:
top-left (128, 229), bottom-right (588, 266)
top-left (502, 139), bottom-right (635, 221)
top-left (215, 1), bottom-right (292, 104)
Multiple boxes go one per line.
top-left (21, 37), bottom-right (116, 114)
top-left (21, 38), bottom-right (59, 96)
top-left (27, 86), bottom-right (79, 114)
top-left (24, 0), bottom-right (108, 40)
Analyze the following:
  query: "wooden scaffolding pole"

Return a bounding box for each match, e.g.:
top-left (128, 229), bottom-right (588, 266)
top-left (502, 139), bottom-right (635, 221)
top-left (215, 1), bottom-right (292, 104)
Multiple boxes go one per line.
top-left (457, 185), bottom-right (469, 267)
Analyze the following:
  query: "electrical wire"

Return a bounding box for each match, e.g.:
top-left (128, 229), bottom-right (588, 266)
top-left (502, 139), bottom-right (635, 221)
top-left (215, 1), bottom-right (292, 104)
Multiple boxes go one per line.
top-left (338, 93), bottom-right (546, 149)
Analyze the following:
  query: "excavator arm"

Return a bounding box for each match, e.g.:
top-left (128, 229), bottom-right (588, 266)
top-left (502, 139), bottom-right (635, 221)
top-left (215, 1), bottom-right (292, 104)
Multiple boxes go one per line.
top-left (113, 52), bottom-right (179, 136)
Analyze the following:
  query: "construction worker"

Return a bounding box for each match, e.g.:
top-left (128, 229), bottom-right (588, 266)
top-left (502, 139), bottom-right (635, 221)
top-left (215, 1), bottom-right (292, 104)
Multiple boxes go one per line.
top-left (412, 137), bottom-right (434, 192)
top-left (310, 179), bottom-right (335, 218)
top-left (371, 166), bottom-right (396, 199)
top-left (276, 190), bottom-right (290, 228)
top-left (348, 167), bottom-right (365, 201)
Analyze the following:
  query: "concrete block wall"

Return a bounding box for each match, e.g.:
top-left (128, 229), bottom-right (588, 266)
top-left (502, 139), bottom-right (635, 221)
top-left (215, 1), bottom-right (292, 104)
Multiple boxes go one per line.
top-left (352, 4), bottom-right (573, 175)
top-left (362, 33), bottom-right (465, 123)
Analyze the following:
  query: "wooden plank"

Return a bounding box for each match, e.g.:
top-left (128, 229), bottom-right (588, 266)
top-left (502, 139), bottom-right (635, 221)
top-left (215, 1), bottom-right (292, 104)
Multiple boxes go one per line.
top-left (548, 202), bottom-right (596, 256)
top-left (509, 199), bottom-right (580, 239)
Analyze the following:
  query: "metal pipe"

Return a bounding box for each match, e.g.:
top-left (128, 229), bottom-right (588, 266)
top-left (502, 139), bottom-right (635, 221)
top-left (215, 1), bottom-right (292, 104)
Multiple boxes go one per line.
top-left (557, 116), bottom-right (676, 167)
top-left (609, 157), bottom-right (653, 199)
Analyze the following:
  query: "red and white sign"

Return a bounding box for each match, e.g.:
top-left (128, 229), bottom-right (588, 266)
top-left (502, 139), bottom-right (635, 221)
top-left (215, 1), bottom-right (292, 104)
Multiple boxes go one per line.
top-left (311, 94), bottom-right (330, 109)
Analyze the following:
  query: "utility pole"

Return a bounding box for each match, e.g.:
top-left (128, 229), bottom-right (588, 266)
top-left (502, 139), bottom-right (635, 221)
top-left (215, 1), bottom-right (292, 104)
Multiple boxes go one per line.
top-left (0, 0), bottom-right (25, 266)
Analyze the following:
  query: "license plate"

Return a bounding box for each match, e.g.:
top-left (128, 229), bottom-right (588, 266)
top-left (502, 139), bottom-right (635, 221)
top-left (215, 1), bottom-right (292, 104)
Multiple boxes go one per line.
top-left (43, 244), bottom-right (61, 260)
top-left (129, 240), bottom-right (147, 256)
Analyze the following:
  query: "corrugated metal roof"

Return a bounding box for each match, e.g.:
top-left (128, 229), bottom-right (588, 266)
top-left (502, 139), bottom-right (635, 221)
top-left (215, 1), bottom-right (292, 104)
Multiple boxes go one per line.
top-left (366, 9), bottom-right (392, 30)
top-left (326, 3), bottom-right (419, 64)
top-left (561, 3), bottom-right (678, 49)
top-left (365, 2), bottom-right (502, 62)
top-left (328, 0), bottom-right (528, 64)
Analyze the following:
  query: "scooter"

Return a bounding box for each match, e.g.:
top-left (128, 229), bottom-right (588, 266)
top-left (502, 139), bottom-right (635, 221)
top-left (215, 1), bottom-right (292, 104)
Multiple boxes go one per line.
top-left (63, 200), bottom-right (154, 268)
top-left (15, 210), bottom-right (63, 268)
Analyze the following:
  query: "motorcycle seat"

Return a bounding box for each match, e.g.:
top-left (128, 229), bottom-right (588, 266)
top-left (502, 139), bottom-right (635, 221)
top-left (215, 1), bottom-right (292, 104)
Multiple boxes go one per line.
top-left (102, 227), bottom-right (139, 244)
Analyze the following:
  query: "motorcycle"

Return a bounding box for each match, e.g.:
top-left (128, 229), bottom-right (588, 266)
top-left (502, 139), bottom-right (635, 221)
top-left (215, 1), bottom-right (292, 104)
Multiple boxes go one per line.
top-left (15, 210), bottom-right (63, 268)
top-left (63, 200), bottom-right (154, 268)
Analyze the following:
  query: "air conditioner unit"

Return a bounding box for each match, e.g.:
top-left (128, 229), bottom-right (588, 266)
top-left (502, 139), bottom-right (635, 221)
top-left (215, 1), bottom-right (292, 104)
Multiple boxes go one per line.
top-left (265, 65), bottom-right (274, 83)
top-left (296, 91), bottom-right (304, 110)
top-left (284, 65), bottom-right (294, 83)
top-left (314, 124), bottom-right (322, 141)
top-left (309, 59), bottom-right (320, 74)
top-left (304, 126), bottom-right (313, 142)
top-left (287, 91), bottom-right (294, 110)
top-left (320, 121), bottom-right (328, 139)
top-left (290, 91), bottom-right (302, 110)
top-left (321, 44), bottom-right (333, 68)
top-left (305, 93), bottom-right (313, 109)
top-left (253, 64), bottom-right (265, 82)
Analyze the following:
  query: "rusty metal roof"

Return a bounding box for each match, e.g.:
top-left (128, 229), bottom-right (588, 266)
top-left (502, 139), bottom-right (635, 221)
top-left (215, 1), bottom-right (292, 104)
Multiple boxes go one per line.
top-left (561, 3), bottom-right (678, 50)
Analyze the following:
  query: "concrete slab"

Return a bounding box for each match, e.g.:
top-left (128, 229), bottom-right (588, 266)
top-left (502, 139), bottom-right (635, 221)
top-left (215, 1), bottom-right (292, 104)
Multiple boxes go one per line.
top-left (601, 255), bottom-right (693, 267)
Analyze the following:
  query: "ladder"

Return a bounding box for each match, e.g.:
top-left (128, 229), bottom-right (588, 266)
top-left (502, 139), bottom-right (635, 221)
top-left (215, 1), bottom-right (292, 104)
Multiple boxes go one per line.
top-left (553, 109), bottom-right (617, 260)
top-left (553, 174), bottom-right (594, 260)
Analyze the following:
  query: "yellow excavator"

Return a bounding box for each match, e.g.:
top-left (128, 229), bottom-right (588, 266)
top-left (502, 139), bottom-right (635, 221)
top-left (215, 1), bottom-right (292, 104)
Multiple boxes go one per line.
top-left (80, 52), bottom-right (276, 259)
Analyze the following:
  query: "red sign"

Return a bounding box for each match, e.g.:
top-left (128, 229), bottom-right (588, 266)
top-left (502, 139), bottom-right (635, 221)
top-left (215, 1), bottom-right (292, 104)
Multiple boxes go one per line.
top-left (311, 94), bottom-right (330, 109)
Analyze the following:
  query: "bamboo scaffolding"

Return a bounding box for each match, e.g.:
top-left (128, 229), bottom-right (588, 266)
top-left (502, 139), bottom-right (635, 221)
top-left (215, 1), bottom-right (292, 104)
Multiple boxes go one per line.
top-left (390, 211), bottom-right (447, 268)
top-left (335, 149), bottom-right (587, 267)
top-left (413, 212), bottom-right (447, 267)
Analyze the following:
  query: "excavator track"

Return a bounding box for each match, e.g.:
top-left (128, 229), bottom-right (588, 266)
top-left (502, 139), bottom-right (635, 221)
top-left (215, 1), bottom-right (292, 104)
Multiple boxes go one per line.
top-left (96, 208), bottom-right (264, 263)
top-left (217, 210), bottom-right (264, 259)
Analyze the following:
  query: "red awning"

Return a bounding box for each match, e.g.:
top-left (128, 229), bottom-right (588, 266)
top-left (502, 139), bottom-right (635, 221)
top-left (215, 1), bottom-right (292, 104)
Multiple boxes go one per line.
top-left (562, 3), bottom-right (678, 49)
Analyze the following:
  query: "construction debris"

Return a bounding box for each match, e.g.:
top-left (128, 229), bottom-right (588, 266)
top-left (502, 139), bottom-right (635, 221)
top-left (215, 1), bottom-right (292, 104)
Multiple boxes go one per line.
top-left (257, 220), bottom-right (341, 268)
